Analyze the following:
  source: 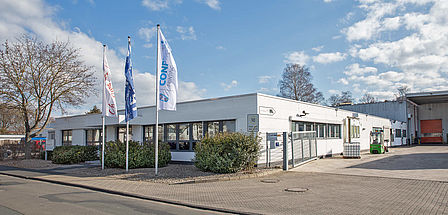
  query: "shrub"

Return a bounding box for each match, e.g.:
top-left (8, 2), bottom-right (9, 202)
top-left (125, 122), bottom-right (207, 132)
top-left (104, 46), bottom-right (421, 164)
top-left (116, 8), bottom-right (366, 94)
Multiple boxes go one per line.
top-left (103, 140), bottom-right (171, 169)
top-left (52, 145), bottom-right (99, 164)
top-left (40, 151), bottom-right (53, 160)
top-left (194, 132), bottom-right (260, 173)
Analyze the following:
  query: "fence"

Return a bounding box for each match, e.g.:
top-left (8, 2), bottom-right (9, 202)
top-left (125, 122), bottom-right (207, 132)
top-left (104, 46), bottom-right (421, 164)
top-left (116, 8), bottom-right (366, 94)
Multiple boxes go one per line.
top-left (264, 131), bottom-right (317, 170)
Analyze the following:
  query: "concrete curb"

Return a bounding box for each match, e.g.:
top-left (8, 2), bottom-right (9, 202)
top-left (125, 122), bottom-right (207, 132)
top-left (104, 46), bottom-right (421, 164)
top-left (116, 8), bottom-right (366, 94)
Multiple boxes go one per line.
top-left (0, 169), bottom-right (260, 215)
top-left (170, 168), bottom-right (283, 185)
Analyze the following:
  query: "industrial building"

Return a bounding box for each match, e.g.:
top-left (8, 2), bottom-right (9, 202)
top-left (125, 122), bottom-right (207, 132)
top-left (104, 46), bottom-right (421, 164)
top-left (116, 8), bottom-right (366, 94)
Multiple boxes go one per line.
top-left (46, 93), bottom-right (407, 163)
top-left (340, 90), bottom-right (448, 144)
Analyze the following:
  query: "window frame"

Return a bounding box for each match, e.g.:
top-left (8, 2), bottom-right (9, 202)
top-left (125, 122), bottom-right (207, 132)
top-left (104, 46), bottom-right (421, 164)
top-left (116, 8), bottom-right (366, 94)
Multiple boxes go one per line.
top-left (62, 130), bottom-right (72, 146)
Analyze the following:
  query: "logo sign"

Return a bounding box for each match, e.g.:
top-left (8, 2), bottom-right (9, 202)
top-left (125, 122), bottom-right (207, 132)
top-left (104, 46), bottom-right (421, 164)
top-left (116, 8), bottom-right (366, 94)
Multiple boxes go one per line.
top-left (247, 114), bottom-right (259, 132)
top-left (259, 106), bottom-right (276, 116)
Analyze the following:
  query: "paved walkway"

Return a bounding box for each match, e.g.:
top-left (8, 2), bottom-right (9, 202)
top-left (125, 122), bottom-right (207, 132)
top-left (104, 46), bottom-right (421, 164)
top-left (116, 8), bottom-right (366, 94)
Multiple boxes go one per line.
top-left (1, 145), bottom-right (447, 214)
top-left (291, 145), bottom-right (448, 182)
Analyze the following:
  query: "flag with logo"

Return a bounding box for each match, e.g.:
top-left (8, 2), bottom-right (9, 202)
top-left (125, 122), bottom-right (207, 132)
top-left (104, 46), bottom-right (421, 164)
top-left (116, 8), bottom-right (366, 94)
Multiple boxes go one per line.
top-left (157, 29), bottom-right (178, 111)
top-left (102, 46), bottom-right (118, 117)
top-left (125, 37), bottom-right (137, 121)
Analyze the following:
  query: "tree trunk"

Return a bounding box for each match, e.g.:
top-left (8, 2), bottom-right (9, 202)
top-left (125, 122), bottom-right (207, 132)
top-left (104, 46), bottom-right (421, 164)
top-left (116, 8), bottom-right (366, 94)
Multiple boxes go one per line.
top-left (24, 130), bottom-right (31, 159)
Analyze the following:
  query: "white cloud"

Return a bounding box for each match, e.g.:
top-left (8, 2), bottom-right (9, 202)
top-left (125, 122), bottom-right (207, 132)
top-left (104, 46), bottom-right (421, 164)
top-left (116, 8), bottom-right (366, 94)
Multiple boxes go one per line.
top-left (216, 45), bottom-right (225, 50)
top-left (176, 26), bottom-right (197, 40)
top-left (328, 89), bottom-right (341, 95)
top-left (197, 0), bottom-right (221, 10)
top-left (141, 0), bottom-right (169, 11)
top-left (220, 80), bottom-right (237, 91)
top-left (323, 0), bottom-right (333, 2)
top-left (340, 0), bottom-right (448, 100)
top-left (257, 75), bottom-right (273, 84)
top-left (138, 27), bottom-right (157, 48)
top-left (338, 78), bottom-right (349, 85)
top-left (313, 52), bottom-right (347, 64)
top-left (312, 45), bottom-right (324, 52)
top-left (343, 63), bottom-right (377, 76)
top-left (284, 51), bottom-right (310, 65)
top-left (0, 0), bottom-right (204, 115)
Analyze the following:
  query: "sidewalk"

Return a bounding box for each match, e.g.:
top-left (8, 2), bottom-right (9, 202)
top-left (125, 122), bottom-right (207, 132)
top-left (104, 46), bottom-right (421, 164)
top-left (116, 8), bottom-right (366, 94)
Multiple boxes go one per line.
top-left (1, 163), bottom-right (447, 215)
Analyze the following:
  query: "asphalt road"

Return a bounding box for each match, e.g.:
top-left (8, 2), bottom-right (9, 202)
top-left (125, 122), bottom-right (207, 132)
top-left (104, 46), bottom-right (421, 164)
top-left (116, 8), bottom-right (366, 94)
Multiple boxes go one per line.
top-left (0, 174), bottom-right (226, 215)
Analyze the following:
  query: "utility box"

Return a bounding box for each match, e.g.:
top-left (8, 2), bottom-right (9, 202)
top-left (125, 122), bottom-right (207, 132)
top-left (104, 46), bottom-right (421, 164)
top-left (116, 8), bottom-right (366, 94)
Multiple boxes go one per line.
top-left (343, 142), bottom-right (360, 158)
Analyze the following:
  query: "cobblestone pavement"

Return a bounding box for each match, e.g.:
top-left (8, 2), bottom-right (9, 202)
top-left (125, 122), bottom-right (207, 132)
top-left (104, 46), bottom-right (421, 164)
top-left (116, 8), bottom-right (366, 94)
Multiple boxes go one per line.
top-left (1, 168), bottom-right (447, 214)
top-left (292, 145), bottom-right (448, 182)
top-left (1, 145), bottom-right (447, 214)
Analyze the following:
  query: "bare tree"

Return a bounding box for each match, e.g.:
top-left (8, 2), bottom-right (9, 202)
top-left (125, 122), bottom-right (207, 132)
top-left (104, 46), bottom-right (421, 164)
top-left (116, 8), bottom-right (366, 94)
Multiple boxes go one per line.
top-left (359, 93), bottom-right (377, 104)
top-left (0, 103), bottom-right (23, 134)
top-left (0, 35), bottom-right (96, 158)
top-left (278, 64), bottom-right (324, 104)
top-left (395, 86), bottom-right (410, 101)
top-left (328, 91), bottom-right (354, 106)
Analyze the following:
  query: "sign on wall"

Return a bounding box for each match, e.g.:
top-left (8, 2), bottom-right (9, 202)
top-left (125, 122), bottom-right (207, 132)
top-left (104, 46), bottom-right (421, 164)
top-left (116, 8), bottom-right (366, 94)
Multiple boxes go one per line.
top-left (259, 106), bottom-right (276, 116)
top-left (247, 114), bottom-right (259, 132)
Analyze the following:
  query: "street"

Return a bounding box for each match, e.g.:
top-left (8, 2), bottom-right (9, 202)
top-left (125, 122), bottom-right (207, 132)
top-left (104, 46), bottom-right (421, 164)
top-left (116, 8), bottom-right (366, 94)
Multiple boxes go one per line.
top-left (0, 174), bottom-right (225, 215)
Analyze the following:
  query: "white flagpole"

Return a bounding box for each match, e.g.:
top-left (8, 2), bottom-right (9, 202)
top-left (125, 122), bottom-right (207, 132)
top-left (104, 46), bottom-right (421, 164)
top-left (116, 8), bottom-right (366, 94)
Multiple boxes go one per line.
top-left (126, 121), bottom-right (129, 171)
top-left (102, 45), bottom-right (106, 170)
top-left (155, 24), bottom-right (160, 176)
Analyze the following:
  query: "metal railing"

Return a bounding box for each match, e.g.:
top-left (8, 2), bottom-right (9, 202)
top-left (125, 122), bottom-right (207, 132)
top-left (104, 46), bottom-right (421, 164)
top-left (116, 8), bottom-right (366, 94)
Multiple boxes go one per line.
top-left (264, 131), bottom-right (317, 170)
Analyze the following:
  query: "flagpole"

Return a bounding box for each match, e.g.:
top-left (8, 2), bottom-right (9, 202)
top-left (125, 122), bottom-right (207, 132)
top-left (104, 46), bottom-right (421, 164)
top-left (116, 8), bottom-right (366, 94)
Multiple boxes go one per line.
top-left (155, 24), bottom-right (160, 176)
top-left (102, 45), bottom-right (106, 170)
top-left (126, 121), bottom-right (129, 172)
top-left (125, 36), bottom-right (131, 172)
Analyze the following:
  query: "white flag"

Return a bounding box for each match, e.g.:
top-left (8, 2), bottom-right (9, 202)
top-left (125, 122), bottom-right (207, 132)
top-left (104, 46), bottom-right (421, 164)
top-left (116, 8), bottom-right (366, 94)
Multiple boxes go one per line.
top-left (102, 46), bottom-right (118, 117)
top-left (157, 29), bottom-right (178, 111)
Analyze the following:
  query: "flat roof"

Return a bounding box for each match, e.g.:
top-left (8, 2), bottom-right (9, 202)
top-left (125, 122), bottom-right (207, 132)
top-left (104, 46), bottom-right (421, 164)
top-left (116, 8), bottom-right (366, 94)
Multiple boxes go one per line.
top-left (406, 90), bottom-right (448, 105)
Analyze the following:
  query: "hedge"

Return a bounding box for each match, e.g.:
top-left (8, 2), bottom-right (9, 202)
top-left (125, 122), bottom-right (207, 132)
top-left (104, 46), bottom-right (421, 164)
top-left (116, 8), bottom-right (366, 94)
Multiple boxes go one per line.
top-left (103, 140), bottom-right (171, 169)
top-left (194, 132), bottom-right (260, 173)
top-left (52, 145), bottom-right (98, 164)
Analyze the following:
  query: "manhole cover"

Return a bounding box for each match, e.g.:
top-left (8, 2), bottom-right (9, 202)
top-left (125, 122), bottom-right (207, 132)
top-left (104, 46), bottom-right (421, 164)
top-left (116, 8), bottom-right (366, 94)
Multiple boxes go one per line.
top-left (285, 187), bottom-right (308, 192)
top-left (260, 179), bottom-right (280, 183)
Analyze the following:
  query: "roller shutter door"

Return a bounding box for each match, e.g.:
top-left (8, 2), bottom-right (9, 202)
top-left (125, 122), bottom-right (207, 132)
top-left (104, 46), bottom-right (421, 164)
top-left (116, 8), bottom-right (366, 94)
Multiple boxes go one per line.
top-left (420, 119), bottom-right (443, 143)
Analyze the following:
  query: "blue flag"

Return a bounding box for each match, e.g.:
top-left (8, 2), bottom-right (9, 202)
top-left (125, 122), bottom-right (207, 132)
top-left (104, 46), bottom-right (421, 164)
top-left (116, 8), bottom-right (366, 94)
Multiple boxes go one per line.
top-left (125, 37), bottom-right (137, 122)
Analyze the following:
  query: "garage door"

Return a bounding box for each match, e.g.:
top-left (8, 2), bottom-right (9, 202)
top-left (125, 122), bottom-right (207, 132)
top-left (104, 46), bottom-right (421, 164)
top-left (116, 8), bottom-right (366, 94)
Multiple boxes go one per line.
top-left (420, 119), bottom-right (443, 143)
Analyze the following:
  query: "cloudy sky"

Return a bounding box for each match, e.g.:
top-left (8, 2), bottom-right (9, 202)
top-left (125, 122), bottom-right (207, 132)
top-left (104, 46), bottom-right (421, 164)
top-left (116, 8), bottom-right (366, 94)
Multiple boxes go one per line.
top-left (0, 0), bottom-right (447, 115)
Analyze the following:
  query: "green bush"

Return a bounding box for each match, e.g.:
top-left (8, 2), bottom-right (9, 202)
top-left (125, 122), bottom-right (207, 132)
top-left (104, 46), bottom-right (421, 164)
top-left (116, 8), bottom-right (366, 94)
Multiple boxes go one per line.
top-left (194, 132), bottom-right (260, 173)
top-left (103, 140), bottom-right (171, 169)
top-left (52, 145), bottom-right (99, 164)
top-left (40, 151), bottom-right (53, 160)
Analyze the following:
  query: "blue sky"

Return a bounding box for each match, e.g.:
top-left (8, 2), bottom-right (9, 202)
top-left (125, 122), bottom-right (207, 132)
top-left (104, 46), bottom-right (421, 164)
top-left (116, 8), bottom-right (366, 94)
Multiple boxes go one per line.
top-left (1, 0), bottom-right (447, 115)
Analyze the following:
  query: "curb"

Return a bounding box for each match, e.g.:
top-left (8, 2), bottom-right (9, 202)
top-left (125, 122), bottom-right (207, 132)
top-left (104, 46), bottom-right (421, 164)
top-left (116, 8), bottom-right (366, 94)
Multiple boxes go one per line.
top-left (170, 169), bottom-right (283, 185)
top-left (0, 171), bottom-right (260, 215)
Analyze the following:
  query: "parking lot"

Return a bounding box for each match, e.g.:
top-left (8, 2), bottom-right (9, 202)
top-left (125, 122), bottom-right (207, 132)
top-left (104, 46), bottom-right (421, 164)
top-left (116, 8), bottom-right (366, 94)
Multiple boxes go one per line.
top-left (292, 145), bottom-right (448, 182)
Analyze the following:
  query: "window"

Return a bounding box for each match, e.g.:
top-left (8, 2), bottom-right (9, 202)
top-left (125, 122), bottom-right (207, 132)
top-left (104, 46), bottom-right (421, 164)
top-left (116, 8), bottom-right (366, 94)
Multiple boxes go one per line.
top-left (350, 126), bottom-right (360, 138)
top-left (396, 129), bottom-right (402, 138)
top-left (86, 129), bottom-right (102, 146)
top-left (207, 122), bottom-right (220, 137)
top-left (143, 120), bottom-right (235, 152)
top-left (403, 130), bottom-right (407, 138)
top-left (192, 122), bottom-right (203, 140)
top-left (317, 123), bottom-right (326, 138)
top-left (143, 125), bottom-right (164, 144)
top-left (62, 130), bottom-right (72, 146)
top-left (117, 127), bottom-right (132, 143)
top-left (223, 120), bottom-right (236, 133)
top-left (166, 124), bottom-right (177, 149)
top-left (327, 124), bottom-right (341, 138)
top-left (49, 132), bottom-right (55, 140)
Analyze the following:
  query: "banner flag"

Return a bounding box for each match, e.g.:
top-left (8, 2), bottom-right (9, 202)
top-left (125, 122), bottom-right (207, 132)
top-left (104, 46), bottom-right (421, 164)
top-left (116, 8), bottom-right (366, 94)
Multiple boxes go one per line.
top-left (102, 46), bottom-right (118, 117)
top-left (157, 29), bottom-right (178, 111)
top-left (125, 37), bottom-right (137, 121)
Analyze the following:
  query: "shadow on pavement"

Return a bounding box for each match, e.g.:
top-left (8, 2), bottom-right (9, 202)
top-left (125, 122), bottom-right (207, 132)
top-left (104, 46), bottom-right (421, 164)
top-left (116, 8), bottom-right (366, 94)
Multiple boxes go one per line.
top-left (348, 153), bottom-right (448, 170)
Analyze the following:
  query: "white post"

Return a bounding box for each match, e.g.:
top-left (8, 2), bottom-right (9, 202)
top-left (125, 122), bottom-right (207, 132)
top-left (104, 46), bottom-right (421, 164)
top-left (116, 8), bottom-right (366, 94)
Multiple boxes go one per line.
top-left (126, 121), bottom-right (129, 172)
top-left (154, 24), bottom-right (160, 176)
top-left (102, 116), bottom-right (105, 170)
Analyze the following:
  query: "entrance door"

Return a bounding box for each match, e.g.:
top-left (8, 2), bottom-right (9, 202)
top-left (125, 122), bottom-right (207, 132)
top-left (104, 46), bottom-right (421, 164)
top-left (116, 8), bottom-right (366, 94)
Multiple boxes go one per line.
top-left (420, 119), bottom-right (443, 143)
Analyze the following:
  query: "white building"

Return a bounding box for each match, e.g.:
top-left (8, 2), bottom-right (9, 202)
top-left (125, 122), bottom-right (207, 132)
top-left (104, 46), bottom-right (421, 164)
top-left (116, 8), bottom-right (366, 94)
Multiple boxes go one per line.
top-left (46, 93), bottom-right (407, 163)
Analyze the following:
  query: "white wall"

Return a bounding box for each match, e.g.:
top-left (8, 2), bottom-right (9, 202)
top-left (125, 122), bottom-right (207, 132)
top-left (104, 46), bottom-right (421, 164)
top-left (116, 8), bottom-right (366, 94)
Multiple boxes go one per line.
top-left (256, 94), bottom-right (406, 164)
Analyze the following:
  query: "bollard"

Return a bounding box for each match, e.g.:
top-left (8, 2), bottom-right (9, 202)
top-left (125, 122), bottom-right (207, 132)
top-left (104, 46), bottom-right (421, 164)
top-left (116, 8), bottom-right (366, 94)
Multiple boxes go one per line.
top-left (283, 132), bottom-right (288, 171)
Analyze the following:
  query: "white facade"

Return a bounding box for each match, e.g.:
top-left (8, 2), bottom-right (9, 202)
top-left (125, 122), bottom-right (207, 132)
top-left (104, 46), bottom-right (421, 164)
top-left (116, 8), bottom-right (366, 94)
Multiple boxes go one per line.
top-left (47, 93), bottom-right (407, 163)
